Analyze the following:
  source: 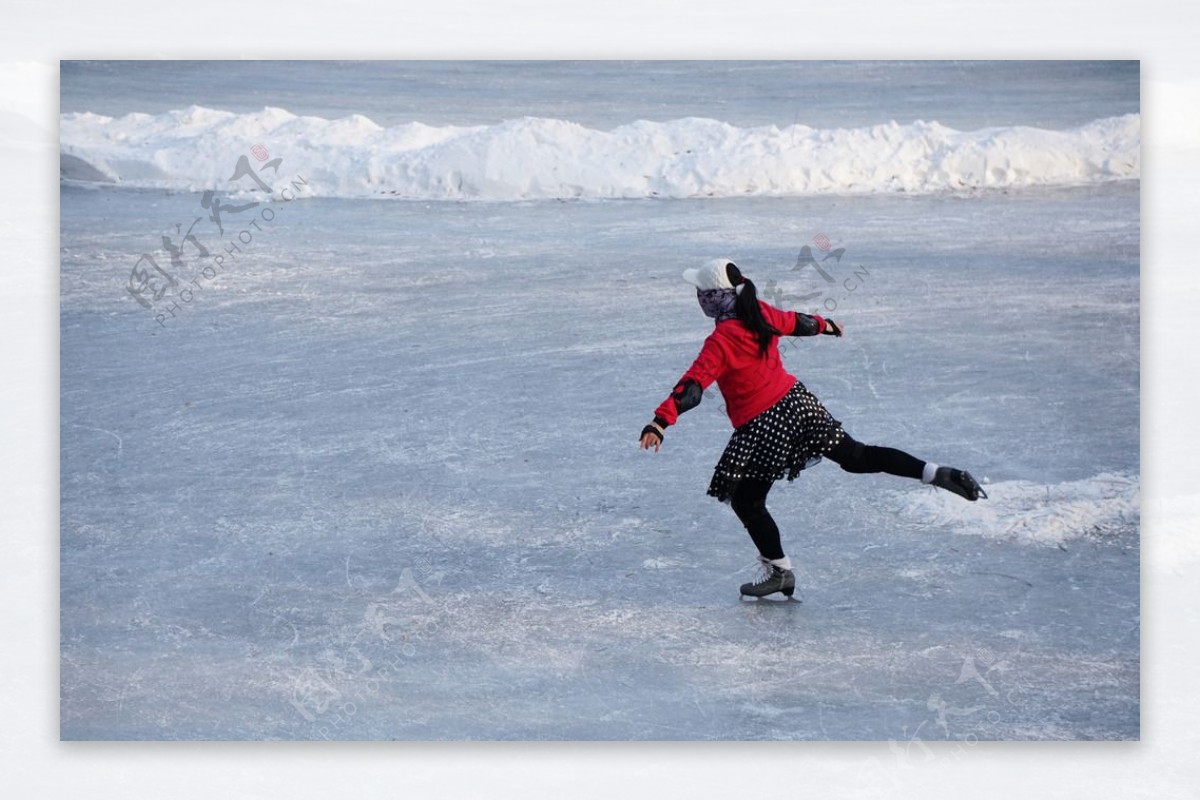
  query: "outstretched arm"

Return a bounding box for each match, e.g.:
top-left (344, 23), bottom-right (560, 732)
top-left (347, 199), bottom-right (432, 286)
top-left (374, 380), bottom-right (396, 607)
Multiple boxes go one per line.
top-left (784, 309), bottom-right (843, 337)
top-left (639, 338), bottom-right (726, 451)
top-left (759, 301), bottom-right (839, 337)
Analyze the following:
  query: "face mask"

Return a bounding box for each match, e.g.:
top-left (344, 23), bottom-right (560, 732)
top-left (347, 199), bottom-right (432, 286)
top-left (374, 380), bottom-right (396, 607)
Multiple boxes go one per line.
top-left (697, 288), bottom-right (738, 321)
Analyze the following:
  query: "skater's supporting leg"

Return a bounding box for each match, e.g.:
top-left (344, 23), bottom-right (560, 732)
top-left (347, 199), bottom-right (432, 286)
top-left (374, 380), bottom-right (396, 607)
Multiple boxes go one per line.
top-left (826, 433), bottom-right (924, 478)
top-left (729, 477), bottom-right (786, 561)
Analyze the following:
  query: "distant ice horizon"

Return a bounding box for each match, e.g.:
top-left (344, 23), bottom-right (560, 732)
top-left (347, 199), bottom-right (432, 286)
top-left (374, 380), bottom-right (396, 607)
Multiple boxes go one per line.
top-left (58, 60), bottom-right (1140, 131)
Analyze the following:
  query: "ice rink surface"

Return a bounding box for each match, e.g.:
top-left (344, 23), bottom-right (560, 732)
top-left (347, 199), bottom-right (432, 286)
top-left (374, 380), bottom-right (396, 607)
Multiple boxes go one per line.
top-left (60, 181), bottom-right (1138, 739)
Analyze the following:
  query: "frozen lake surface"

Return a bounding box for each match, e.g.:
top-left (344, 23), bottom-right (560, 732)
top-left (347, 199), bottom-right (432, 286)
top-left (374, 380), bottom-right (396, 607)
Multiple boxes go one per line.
top-left (60, 60), bottom-right (1139, 131)
top-left (60, 182), bottom-right (1139, 740)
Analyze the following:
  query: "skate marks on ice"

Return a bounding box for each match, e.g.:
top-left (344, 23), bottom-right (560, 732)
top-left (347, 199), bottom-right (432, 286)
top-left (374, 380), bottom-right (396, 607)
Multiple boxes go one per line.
top-left (885, 471), bottom-right (1139, 547)
top-left (60, 563), bottom-right (1138, 740)
top-left (58, 182), bottom-right (1140, 740)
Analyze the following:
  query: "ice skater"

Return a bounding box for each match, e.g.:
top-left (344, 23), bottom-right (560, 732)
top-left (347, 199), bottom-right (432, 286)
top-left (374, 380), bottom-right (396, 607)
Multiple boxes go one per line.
top-left (638, 259), bottom-right (987, 599)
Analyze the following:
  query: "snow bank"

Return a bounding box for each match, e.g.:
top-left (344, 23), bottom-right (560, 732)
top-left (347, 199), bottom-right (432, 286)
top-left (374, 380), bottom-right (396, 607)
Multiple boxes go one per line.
top-left (59, 105), bottom-right (1140, 200)
top-left (888, 472), bottom-right (1139, 547)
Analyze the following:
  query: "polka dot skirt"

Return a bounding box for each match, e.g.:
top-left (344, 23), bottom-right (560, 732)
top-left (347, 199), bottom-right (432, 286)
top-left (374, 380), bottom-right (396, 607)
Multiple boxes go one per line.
top-left (707, 381), bottom-right (846, 503)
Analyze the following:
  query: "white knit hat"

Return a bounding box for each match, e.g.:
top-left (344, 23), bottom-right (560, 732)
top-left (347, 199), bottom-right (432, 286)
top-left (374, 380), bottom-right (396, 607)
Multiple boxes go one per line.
top-left (682, 259), bottom-right (738, 291)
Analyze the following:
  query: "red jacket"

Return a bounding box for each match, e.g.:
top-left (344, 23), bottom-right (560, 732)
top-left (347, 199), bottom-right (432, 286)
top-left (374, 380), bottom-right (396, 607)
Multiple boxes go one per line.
top-left (654, 302), bottom-right (827, 430)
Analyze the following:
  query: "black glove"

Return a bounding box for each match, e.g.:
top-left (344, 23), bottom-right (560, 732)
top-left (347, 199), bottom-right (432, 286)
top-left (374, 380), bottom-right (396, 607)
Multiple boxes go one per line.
top-left (823, 319), bottom-right (844, 337)
top-left (640, 421), bottom-right (665, 445)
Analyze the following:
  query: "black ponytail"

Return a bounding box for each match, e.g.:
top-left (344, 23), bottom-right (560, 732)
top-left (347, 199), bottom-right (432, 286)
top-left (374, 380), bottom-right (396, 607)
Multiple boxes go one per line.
top-left (725, 263), bottom-right (780, 358)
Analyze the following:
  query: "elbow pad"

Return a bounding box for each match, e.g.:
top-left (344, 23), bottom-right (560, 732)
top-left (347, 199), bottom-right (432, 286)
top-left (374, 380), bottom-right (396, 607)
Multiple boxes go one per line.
top-left (672, 378), bottom-right (703, 414)
top-left (792, 314), bottom-right (821, 336)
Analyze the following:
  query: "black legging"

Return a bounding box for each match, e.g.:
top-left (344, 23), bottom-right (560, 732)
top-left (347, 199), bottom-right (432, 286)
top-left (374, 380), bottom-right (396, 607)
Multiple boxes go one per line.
top-left (729, 433), bottom-right (924, 560)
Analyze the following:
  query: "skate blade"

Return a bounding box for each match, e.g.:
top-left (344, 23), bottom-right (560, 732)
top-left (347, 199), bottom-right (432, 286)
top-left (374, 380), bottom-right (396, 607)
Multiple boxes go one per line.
top-left (739, 592), bottom-right (801, 603)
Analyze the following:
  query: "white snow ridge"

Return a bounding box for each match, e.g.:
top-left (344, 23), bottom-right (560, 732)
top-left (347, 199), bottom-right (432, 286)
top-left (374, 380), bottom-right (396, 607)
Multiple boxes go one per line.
top-left (59, 106), bottom-right (1141, 200)
top-left (889, 472), bottom-right (1139, 547)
